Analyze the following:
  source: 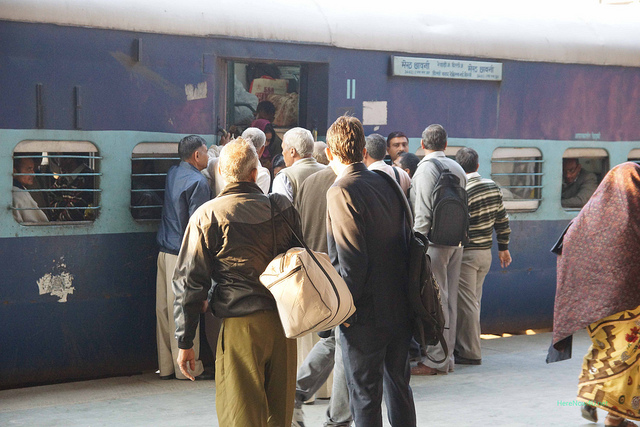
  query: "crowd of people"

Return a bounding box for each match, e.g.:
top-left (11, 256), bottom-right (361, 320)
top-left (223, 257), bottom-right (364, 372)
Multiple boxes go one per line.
top-left (154, 112), bottom-right (516, 427)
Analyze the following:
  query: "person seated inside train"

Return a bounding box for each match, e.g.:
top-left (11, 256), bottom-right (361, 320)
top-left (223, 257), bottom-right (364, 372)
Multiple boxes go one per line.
top-left (49, 154), bottom-right (96, 221)
top-left (12, 156), bottom-right (48, 223)
top-left (561, 158), bottom-right (598, 209)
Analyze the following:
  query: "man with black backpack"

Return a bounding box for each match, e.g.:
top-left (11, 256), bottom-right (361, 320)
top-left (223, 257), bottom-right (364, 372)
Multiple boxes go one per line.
top-left (410, 124), bottom-right (468, 375)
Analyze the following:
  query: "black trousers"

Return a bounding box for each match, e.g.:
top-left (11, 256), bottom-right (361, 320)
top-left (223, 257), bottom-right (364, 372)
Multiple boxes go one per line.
top-left (340, 322), bottom-right (416, 427)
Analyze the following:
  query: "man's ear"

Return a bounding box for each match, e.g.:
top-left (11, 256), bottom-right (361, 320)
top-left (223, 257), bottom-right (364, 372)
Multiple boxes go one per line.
top-left (420, 139), bottom-right (426, 150)
top-left (325, 147), bottom-right (334, 162)
top-left (249, 167), bottom-right (258, 183)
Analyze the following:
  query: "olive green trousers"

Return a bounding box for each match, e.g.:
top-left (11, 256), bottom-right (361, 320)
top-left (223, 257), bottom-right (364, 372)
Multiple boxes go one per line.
top-left (215, 310), bottom-right (297, 427)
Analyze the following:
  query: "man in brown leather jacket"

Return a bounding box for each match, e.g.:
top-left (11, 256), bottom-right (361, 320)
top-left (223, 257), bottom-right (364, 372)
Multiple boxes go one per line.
top-left (172, 138), bottom-right (302, 426)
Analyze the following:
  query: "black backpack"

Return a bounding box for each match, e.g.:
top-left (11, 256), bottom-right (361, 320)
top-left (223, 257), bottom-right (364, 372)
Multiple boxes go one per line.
top-left (428, 159), bottom-right (469, 246)
top-left (373, 170), bottom-right (448, 364)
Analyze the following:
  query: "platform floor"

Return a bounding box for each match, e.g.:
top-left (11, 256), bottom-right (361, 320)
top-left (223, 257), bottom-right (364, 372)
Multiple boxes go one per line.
top-left (0, 330), bottom-right (601, 426)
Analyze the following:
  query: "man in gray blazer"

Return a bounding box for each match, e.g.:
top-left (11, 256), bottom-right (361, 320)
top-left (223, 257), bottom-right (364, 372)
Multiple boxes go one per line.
top-left (326, 116), bottom-right (416, 427)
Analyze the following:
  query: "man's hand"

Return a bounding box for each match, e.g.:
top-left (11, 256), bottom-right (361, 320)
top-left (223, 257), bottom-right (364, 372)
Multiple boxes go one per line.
top-left (498, 250), bottom-right (512, 269)
top-left (177, 348), bottom-right (196, 381)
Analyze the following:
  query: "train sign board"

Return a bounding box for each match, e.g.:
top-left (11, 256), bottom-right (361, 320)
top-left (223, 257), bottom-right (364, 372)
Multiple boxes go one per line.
top-left (391, 56), bottom-right (502, 81)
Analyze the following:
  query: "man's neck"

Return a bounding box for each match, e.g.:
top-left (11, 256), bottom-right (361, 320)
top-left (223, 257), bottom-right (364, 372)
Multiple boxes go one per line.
top-left (330, 160), bottom-right (353, 178)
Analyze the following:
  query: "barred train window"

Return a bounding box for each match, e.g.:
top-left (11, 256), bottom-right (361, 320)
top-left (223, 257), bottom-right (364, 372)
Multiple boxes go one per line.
top-left (130, 142), bottom-right (179, 220)
top-left (491, 148), bottom-right (543, 212)
top-left (628, 149), bottom-right (640, 164)
top-left (12, 141), bottom-right (101, 224)
top-left (561, 148), bottom-right (608, 211)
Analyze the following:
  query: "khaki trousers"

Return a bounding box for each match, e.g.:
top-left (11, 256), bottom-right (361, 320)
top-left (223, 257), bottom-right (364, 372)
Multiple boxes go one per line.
top-left (156, 252), bottom-right (203, 379)
top-left (215, 310), bottom-right (297, 427)
top-left (455, 249), bottom-right (492, 360)
top-left (425, 244), bottom-right (463, 371)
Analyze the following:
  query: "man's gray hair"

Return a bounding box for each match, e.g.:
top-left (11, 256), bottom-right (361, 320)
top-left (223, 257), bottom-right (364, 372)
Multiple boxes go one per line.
top-left (421, 124), bottom-right (447, 151)
top-left (313, 141), bottom-right (329, 165)
top-left (241, 127), bottom-right (266, 151)
top-left (282, 127), bottom-right (314, 158)
top-left (219, 138), bottom-right (258, 183)
top-left (365, 134), bottom-right (387, 161)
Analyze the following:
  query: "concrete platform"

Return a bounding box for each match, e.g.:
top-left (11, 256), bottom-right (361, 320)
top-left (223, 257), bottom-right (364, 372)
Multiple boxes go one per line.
top-left (0, 330), bottom-right (600, 426)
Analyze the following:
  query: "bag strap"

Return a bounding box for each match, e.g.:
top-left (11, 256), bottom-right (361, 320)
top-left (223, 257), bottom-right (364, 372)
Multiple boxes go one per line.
top-left (267, 195), bottom-right (341, 303)
top-left (392, 166), bottom-right (400, 184)
top-left (429, 157), bottom-right (448, 173)
top-left (372, 170), bottom-right (413, 231)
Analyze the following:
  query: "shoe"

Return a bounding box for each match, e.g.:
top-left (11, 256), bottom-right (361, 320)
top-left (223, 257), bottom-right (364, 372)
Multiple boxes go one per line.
top-left (581, 404), bottom-right (597, 422)
top-left (454, 354), bottom-right (482, 365)
top-left (194, 371), bottom-right (215, 381)
top-left (292, 406), bottom-right (305, 427)
top-left (159, 373), bottom-right (175, 380)
top-left (411, 362), bottom-right (447, 376)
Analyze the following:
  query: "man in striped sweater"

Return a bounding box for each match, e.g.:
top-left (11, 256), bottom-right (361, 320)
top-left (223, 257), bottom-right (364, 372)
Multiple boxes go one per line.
top-left (454, 147), bottom-right (512, 365)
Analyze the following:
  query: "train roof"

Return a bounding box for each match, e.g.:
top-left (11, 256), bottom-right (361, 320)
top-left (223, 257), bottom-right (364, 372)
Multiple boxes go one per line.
top-left (3, 0), bottom-right (640, 67)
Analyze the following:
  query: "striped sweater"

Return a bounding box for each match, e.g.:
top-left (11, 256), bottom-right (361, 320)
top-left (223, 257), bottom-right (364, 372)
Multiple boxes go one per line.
top-left (465, 172), bottom-right (511, 251)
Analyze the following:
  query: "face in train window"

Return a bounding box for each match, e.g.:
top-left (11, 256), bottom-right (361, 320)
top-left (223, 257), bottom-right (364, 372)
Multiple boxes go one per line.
top-left (561, 149), bottom-right (608, 210)
top-left (130, 142), bottom-right (180, 220)
top-left (490, 148), bottom-right (543, 212)
top-left (12, 142), bottom-right (101, 224)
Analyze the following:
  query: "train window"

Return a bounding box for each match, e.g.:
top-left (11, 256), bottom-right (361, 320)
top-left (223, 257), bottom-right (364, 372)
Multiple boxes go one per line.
top-left (226, 61), bottom-right (300, 133)
top-left (561, 148), bottom-right (608, 210)
top-left (12, 141), bottom-right (101, 224)
top-left (628, 149), bottom-right (640, 164)
top-left (444, 146), bottom-right (463, 160)
top-left (491, 148), bottom-right (543, 212)
top-left (130, 142), bottom-right (180, 220)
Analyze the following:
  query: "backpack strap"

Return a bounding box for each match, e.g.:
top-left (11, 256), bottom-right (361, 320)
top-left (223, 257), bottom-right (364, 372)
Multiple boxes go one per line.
top-left (429, 157), bottom-right (449, 173)
top-left (392, 166), bottom-right (400, 185)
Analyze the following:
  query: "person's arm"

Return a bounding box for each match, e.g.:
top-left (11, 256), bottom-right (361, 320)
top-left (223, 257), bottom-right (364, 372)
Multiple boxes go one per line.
top-left (188, 178), bottom-right (213, 216)
top-left (271, 172), bottom-right (293, 202)
top-left (326, 186), bottom-right (367, 303)
top-left (412, 162), bottom-right (438, 235)
top-left (256, 167), bottom-right (272, 195)
top-left (173, 215), bottom-right (218, 380)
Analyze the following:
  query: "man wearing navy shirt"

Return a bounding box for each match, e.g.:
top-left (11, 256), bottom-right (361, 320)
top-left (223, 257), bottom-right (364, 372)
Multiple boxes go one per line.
top-left (155, 135), bottom-right (212, 381)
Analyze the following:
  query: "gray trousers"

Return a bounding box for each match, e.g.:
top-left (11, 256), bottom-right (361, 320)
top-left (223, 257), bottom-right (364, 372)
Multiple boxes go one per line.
top-left (341, 323), bottom-right (415, 427)
top-left (455, 249), bottom-right (492, 360)
top-left (294, 329), bottom-right (352, 426)
top-left (424, 244), bottom-right (463, 371)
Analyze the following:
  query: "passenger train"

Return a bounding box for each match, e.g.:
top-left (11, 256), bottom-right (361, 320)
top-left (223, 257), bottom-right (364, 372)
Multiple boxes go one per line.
top-left (2, 0), bottom-right (640, 389)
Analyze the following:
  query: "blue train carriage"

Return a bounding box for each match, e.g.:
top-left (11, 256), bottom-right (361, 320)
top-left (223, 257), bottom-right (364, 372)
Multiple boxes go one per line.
top-left (2, 0), bottom-right (640, 388)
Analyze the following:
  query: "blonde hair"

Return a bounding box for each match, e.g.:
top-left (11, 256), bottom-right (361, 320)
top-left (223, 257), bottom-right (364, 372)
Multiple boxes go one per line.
top-left (219, 138), bottom-right (258, 183)
top-left (326, 116), bottom-right (365, 164)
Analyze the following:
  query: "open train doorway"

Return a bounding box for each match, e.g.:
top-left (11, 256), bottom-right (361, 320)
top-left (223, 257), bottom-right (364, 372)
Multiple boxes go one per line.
top-left (223, 60), bottom-right (328, 141)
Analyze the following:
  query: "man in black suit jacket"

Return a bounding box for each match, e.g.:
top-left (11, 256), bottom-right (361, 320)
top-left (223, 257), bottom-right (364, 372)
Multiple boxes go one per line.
top-left (325, 116), bottom-right (416, 427)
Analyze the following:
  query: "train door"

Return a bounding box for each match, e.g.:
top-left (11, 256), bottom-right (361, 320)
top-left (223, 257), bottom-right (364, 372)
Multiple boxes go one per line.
top-left (221, 60), bottom-right (329, 140)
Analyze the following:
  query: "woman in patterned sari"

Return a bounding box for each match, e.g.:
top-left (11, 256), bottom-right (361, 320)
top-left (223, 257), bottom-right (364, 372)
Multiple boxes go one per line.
top-left (550, 162), bottom-right (640, 427)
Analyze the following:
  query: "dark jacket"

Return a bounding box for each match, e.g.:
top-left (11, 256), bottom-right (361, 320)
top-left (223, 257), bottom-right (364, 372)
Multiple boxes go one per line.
top-left (156, 161), bottom-right (212, 255)
top-left (326, 163), bottom-right (411, 329)
top-left (173, 181), bottom-right (301, 349)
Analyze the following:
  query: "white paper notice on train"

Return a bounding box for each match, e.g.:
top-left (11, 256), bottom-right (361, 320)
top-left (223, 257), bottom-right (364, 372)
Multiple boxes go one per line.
top-left (392, 56), bottom-right (502, 81)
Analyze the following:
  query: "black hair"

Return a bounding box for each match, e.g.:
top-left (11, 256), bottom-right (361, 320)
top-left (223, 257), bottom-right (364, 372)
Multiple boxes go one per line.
top-left (455, 147), bottom-right (479, 173)
top-left (396, 152), bottom-right (420, 177)
top-left (178, 135), bottom-right (206, 161)
top-left (272, 153), bottom-right (285, 169)
top-left (257, 101), bottom-right (276, 117)
top-left (387, 131), bottom-right (408, 147)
